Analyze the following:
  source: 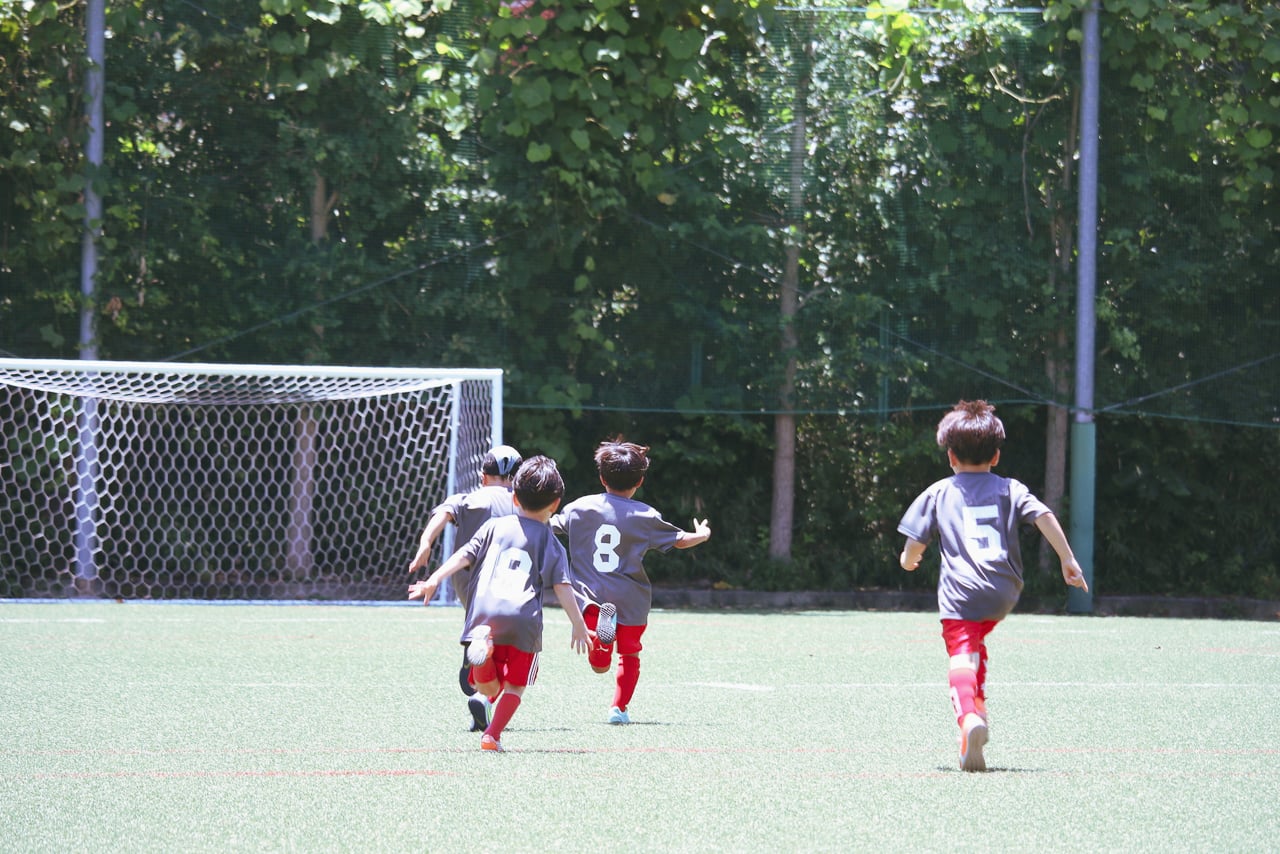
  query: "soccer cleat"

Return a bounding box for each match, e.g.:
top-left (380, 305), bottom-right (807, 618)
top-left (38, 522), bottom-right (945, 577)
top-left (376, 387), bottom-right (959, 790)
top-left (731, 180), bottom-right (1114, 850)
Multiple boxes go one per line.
top-left (595, 603), bottom-right (618, 646)
top-left (959, 712), bottom-right (989, 772)
top-left (465, 625), bottom-right (492, 667)
top-left (467, 695), bottom-right (492, 732)
top-left (480, 733), bottom-right (504, 753)
top-left (607, 706), bottom-right (630, 725)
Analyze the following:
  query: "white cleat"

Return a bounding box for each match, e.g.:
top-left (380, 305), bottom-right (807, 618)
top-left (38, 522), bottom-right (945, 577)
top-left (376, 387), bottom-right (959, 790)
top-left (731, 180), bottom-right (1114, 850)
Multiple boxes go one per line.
top-left (466, 625), bottom-right (492, 667)
top-left (960, 712), bottom-right (988, 772)
top-left (596, 603), bottom-right (617, 646)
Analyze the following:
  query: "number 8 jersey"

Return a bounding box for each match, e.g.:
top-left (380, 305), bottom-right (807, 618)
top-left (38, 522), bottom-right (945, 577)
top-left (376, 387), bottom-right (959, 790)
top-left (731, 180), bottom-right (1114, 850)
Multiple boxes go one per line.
top-left (551, 493), bottom-right (683, 626)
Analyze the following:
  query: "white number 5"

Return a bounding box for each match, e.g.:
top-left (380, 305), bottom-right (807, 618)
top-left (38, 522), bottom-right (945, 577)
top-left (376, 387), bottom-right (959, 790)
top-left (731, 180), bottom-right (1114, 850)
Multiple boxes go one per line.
top-left (962, 505), bottom-right (1003, 561)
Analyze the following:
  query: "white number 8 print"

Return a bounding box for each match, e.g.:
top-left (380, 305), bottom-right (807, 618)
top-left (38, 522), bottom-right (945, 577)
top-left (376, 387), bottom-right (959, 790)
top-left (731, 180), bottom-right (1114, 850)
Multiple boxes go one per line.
top-left (593, 524), bottom-right (621, 573)
top-left (962, 505), bottom-right (1003, 561)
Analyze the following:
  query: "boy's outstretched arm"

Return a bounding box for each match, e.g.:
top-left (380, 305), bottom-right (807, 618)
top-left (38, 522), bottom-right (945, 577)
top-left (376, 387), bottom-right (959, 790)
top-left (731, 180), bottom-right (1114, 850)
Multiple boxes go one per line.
top-left (674, 518), bottom-right (711, 549)
top-left (407, 551), bottom-right (471, 603)
top-left (552, 583), bottom-right (590, 653)
top-left (900, 538), bottom-right (927, 571)
top-left (407, 509), bottom-right (452, 574)
top-left (1034, 512), bottom-right (1089, 592)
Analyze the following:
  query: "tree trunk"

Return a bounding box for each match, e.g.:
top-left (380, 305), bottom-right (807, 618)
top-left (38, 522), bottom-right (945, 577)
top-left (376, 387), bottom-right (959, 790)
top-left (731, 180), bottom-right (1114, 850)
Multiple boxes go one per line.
top-left (770, 248), bottom-right (799, 560)
top-left (768, 30), bottom-right (812, 562)
top-left (310, 170), bottom-right (336, 243)
top-left (1040, 91), bottom-right (1078, 571)
top-left (286, 409), bottom-right (318, 578)
top-left (1043, 330), bottom-right (1070, 506)
top-left (287, 172), bottom-right (338, 578)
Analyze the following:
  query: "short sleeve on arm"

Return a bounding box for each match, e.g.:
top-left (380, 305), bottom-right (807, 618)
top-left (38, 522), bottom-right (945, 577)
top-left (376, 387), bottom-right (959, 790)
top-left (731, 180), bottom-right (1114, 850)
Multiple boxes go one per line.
top-left (897, 484), bottom-right (939, 545)
top-left (1009, 479), bottom-right (1052, 525)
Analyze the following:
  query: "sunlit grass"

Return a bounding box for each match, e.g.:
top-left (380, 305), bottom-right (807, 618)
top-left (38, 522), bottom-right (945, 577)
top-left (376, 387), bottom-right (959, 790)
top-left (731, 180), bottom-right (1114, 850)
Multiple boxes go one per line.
top-left (2, 602), bottom-right (1278, 851)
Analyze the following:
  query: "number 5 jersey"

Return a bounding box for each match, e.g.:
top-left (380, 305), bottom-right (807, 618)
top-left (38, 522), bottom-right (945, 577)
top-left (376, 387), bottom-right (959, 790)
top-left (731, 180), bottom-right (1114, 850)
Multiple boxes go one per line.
top-left (897, 472), bottom-right (1052, 622)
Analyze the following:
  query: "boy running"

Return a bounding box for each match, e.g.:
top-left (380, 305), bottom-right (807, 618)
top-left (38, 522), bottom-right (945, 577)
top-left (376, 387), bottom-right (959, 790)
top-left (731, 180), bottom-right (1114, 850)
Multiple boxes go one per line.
top-left (552, 440), bottom-right (711, 724)
top-left (408, 444), bottom-right (522, 732)
top-left (898, 400), bottom-right (1088, 771)
top-left (409, 455), bottom-right (589, 752)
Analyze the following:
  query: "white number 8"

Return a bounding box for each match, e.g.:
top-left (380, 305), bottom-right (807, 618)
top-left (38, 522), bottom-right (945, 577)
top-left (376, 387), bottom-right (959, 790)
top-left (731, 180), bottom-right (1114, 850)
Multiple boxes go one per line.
top-left (962, 505), bottom-right (1003, 561)
top-left (593, 524), bottom-right (621, 573)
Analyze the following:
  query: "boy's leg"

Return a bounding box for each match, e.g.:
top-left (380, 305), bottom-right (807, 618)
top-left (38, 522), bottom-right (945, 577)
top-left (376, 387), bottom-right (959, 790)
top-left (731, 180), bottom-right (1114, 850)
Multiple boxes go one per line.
top-left (456, 590), bottom-right (476, 695)
top-left (483, 690), bottom-right (522, 750)
top-left (975, 637), bottom-right (990, 721)
top-left (460, 647), bottom-right (490, 732)
top-left (609, 625), bottom-right (647, 720)
top-left (482, 647), bottom-right (538, 749)
top-left (458, 649), bottom-right (477, 696)
top-left (942, 619), bottom-right (997, 772)
top-left (584, 604), bottom-right (612, 673)
top-left (941, 619), bottom-right (996, 726)
top-left (470, 656), bottom-right (503, 702)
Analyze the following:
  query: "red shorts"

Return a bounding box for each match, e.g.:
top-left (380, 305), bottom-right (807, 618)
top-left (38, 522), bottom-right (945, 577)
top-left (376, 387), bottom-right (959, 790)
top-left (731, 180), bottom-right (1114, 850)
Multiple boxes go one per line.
top-left (941, 619), bottom-right (998, 657)
top-left (585, 604), bottom-right (645, 668)
top-left (471, 644), bottom-right (539, 688)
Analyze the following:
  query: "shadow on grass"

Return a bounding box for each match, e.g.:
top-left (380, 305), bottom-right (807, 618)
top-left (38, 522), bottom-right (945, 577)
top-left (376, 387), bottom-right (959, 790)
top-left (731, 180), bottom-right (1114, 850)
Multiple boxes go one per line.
top-left (934, 765), bottom-right (1050, 774)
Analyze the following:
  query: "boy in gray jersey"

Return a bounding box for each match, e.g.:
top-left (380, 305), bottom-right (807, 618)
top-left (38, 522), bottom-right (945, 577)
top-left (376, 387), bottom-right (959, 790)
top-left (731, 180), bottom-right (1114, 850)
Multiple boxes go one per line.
top-left (409, 456), bottom-right (589, 752)
top-left (552, 440), bottom-right (710, 724)
top-left (898, 400), bottom-right (1088, 771)
top-left (407, 444), bottom-right (522, 731)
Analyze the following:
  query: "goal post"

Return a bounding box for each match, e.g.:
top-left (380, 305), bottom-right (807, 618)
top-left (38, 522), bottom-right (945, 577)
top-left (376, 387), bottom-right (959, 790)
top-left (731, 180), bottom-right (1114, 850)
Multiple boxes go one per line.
top-left (0, 358), bottom-right (503, 601)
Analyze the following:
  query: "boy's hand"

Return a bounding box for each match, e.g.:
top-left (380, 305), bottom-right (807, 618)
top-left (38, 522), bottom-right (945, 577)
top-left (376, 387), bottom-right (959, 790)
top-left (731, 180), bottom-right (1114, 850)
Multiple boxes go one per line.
top-left (899, 538), bottom-right (926, 571)
top-left (407, 552), bottom-right (428, 574)
top-left (569, 622), bottom-right (590, 655)
top-left (408, 578), bottom-right (438, 603)
top-left (692, 518), bottom-right (711, 539)
top-left (1061, 557), bottom-right (1089, 592)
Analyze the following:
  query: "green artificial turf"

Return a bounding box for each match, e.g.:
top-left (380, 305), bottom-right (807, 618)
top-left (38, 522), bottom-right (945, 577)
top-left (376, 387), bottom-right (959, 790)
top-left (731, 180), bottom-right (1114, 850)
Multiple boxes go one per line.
top-left (1, 602), bottom-right (1277, 852)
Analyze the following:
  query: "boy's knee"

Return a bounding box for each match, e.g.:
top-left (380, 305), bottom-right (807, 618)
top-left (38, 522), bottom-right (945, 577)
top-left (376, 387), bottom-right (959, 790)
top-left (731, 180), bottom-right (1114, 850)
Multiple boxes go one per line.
top-left (949, 652), bottom-right (981, 671)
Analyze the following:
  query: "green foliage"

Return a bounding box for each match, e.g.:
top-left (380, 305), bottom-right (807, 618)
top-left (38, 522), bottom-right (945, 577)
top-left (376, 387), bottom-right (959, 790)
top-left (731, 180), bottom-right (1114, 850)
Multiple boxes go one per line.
top-left (1, 0), bottom-right (468, 362)
top-left (1, 0), bottom-right (1277, 601)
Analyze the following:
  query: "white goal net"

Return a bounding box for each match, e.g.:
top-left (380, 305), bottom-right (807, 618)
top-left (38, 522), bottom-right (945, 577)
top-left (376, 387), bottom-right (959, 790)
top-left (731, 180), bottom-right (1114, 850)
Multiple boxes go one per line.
top-left (0, 359), bottom-right (502, 601)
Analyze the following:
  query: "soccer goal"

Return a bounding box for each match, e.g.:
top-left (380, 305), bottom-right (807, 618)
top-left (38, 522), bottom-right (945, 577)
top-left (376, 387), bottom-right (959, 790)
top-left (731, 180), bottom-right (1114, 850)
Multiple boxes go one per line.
top-left (0, 358), bottom-right (502, 601)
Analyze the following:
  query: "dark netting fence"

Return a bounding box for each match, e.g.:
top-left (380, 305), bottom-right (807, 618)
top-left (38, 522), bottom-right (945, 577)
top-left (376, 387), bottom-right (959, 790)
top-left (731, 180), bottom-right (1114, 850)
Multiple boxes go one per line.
top-left (3, 3), bottom-right (1275, 600)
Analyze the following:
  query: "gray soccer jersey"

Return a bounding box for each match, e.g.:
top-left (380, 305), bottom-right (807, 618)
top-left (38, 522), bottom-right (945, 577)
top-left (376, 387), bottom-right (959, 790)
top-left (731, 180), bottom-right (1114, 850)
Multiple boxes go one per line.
top-left (434, 485), bottom-right (516, 606)
top-left (551, 493), bottom-right (682, 625)
top-left (457, 515), bottom-right (571, 654)
top-left (897, 472), bottom-right (1052, 622)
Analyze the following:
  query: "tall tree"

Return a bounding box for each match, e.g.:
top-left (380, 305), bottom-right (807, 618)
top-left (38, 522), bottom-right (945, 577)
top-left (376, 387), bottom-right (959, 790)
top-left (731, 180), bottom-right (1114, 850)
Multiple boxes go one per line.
top-left (1, 0), bottom-right (467, 364)
top-left (466, 0), bottom-right (769, 459)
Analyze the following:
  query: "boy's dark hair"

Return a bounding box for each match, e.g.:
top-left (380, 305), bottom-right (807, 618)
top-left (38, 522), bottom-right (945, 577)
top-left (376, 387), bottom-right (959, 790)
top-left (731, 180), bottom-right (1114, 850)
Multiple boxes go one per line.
top-left (936, 400), bottom-right (1005, 464)
top-left (512, 455), bottom-right (565, 511)
top-left (594, 440), bottom-right (650, 491)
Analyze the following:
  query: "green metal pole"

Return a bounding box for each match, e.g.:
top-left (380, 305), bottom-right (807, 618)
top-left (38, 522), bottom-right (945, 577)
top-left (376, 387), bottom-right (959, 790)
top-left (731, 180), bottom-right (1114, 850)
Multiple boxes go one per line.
top-left (1067, 420), bottom-right (1095, 612)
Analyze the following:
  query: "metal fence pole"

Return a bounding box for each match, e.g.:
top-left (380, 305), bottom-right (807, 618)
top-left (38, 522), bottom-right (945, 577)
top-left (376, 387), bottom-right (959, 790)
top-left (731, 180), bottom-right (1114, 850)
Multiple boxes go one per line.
top-left (1068, 0), bottom-right (1100, 614)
